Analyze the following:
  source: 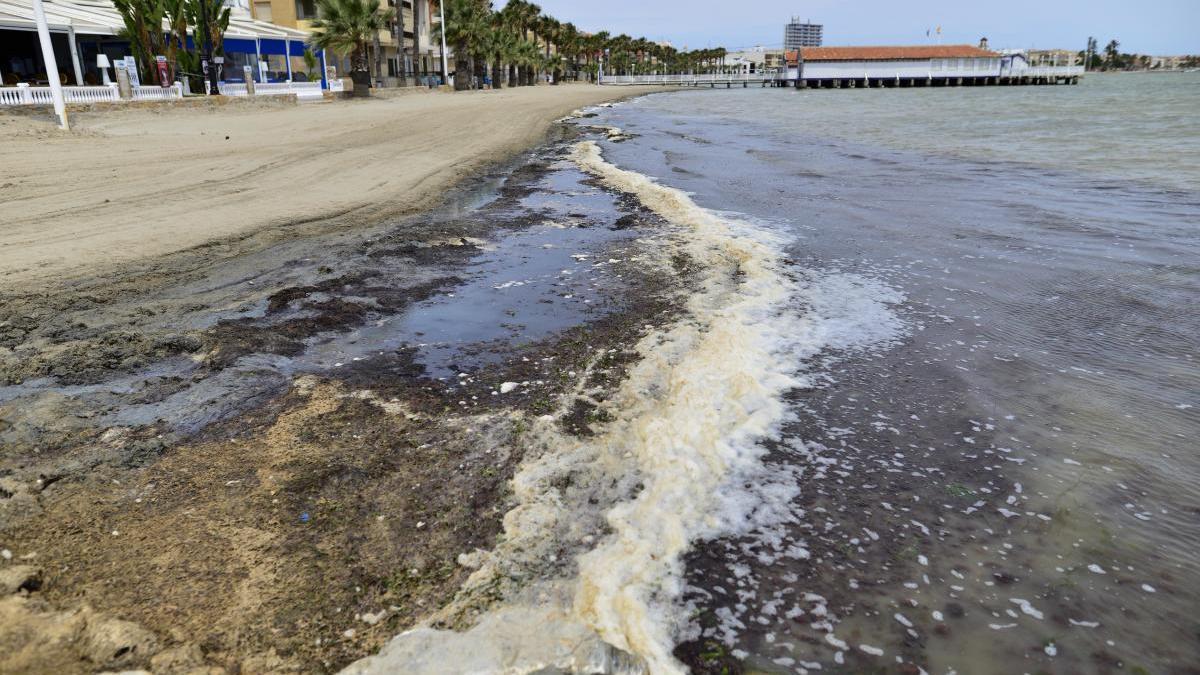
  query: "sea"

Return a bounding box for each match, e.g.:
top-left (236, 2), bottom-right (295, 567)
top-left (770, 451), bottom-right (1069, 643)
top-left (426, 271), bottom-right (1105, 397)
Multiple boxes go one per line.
top-left (352, 73), bottom-right (1199, 674)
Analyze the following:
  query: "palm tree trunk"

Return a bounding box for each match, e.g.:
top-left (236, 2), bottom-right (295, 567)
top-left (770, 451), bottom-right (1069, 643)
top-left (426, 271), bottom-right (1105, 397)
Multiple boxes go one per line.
top-left (473, 56), bottom-right (485, 89)
top-left (492, 59), bottom-right (503, 88)
top-left (373, 32), bottom-right (383, 86)
top-left (454, 45), bottom-right (470, 90)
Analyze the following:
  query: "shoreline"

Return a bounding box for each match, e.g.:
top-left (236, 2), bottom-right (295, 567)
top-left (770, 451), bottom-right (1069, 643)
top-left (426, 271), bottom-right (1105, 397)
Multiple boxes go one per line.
top-left (0, 122), bottom-right (688, 673)
top-left (0, 84), bottom-right (668, 294)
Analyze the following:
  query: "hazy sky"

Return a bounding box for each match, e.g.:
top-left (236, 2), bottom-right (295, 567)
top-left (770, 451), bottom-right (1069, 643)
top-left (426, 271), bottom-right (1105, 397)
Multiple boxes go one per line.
top-left (496, 0), bottom-right (1199, 55)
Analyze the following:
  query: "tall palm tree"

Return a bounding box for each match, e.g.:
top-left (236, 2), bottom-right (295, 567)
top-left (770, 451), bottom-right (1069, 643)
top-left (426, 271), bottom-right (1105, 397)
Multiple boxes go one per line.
top-left (1104, 39), bottom-right (1120, 69)
top-left (538, 15), bottom-right (559, 82)
top-left (513, 1), bottom-right (541, 84)
top-left (485, 12), bottom-right (516, 87)
top-left (439, 0), bottom-right (489, 90)
top-left (310, 0), bottom-right (395, 94)
top-left (557, 22), bottom-right (578, 80)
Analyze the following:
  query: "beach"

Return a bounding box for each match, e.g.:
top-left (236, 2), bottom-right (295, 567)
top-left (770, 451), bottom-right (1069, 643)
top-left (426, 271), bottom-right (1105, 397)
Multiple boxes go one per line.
top-left (0, 86), bottom-right (680, 673)
top-left (0, 84), bottom-right (663, 290)
top-left (2, 74), bottom-right (1198, 675)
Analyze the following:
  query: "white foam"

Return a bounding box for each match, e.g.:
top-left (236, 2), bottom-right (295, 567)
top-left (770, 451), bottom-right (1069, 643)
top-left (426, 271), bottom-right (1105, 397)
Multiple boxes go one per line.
top-left (343, 141), bottom-right (905, 674)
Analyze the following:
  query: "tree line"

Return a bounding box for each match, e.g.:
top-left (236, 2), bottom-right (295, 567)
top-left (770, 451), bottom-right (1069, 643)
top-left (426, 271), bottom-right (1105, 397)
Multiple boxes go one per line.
top-left (312, 0), bottom-right (733, 90)
top-left (109, 0), bottom-right (735, 91)
top-left (1080, 37), bottom-right (1196, 71)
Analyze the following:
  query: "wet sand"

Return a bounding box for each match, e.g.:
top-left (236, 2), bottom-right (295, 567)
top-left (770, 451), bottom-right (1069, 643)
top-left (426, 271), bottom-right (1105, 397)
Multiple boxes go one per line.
top-left (0, 108), bottom-right (682, 673)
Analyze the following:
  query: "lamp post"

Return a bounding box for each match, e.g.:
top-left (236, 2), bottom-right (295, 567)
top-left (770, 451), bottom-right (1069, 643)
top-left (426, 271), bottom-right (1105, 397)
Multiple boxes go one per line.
top-left (31, 0), bottom-right (68, 128)
top-left (199, 0), bottom-right (219, 94)
top-left (437, 0), bottom-right (448, 84)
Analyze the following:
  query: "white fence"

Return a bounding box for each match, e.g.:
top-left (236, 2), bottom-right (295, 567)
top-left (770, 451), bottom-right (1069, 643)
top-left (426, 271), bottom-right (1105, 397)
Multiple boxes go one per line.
top-left (1002, 65), bottom-right (1085, 78)
top-left (218, 80), bottom-right (325, 101)
top-left (132, 84), bottom-right (184, 101)
top-left (0, 83), bottom-right (181, 106)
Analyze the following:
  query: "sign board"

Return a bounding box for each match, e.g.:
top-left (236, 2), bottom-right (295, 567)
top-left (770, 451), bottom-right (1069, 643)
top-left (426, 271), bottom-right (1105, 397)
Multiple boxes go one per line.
top-left (155, 55), bottom-right (170, 87)
top-left (116, 57), bottom-right (141, 87)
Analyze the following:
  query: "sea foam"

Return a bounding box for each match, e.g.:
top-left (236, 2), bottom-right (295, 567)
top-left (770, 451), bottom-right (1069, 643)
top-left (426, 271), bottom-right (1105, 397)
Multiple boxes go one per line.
top-left (343, 141), bottom-right (904, 674)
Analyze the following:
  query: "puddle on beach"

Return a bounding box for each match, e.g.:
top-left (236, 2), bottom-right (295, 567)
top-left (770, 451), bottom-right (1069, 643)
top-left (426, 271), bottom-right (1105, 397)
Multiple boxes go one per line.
top-left (0, 136), bottom-right (653, 441)
top-left (302, 165), bottom-right (643, 380)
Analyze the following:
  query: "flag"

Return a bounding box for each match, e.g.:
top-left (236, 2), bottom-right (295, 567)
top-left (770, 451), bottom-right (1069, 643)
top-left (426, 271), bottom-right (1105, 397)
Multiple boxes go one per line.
top-left (936, 25), bottom-right (942, 35)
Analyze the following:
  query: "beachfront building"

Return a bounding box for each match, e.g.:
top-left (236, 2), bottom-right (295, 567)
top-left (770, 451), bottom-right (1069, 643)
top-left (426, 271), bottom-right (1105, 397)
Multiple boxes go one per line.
top-left (1026, 49), bottom-right (1078, 67)
top-left (723, 47), bottom-right (788, 76)
top-left (249, 0), bottom-right (444, 86)
top-left (0, 0), bottom-right (319, 88)
top-left (790, 44), bottom-right (1080, 87)
top-left (783, 18), bottom-right (822, 49)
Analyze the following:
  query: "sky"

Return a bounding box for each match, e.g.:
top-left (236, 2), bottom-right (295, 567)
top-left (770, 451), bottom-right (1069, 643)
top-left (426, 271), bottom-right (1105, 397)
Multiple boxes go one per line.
top-left (495, 0), bottom-right (1200, 55)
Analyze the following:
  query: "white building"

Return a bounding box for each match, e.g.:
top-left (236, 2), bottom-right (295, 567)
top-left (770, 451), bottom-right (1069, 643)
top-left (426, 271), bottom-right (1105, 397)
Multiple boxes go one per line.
top-left (789, 44), bottom-right (1084, 86)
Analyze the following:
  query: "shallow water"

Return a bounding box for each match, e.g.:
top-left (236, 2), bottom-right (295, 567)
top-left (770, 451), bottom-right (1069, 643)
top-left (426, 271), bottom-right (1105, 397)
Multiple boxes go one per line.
top-left (582, 76), bottom-right (1198, 672)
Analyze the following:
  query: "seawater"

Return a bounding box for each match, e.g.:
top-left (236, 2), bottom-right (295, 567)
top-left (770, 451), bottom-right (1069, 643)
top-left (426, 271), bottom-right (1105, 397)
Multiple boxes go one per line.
top-left (348, 75), bottom-right (1199, 674)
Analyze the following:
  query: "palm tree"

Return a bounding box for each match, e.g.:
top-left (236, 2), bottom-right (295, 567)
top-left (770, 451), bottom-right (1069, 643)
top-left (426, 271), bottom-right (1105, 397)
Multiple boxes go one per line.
top-left (513, 1), bottom-right (541, 84)
top-left (439, 0), bottom-right (489, 90)
top-left (113, 0), bottom-right (168, 82)
top-left (538, 15), bottom-right (559, 82)
top-left (484, 12), bottom-right (517, 87)
top-left (309, 0), bottom-right (395, 94)
top-left (1104, 39), bottom-right (1120, 69)
top-left (186, 0), bottom-right (231, 59)
top-left (554, 22), bottom-right (576, 80)
top-left (512, 39), bottom-right (542, 86)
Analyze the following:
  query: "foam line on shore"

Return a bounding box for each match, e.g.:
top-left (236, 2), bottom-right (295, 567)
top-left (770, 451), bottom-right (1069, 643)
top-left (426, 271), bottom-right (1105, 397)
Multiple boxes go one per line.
top-left (343, 140), bottom-right (903, 674)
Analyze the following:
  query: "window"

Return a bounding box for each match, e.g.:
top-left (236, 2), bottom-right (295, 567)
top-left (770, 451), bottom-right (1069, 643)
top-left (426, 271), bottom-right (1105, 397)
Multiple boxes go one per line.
top-left (253, 1), bottom-right (272, 22)
top-left (295, 0), bottom-right (317, 20)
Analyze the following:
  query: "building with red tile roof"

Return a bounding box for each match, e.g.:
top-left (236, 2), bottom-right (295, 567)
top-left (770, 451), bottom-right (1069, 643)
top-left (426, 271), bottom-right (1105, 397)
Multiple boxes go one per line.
top-left (797, 45), bottom-right (999, 61)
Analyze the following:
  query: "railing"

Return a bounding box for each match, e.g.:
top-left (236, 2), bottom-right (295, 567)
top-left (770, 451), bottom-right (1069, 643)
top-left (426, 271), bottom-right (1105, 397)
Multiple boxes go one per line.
top-left (602, 72), bottom-right (785, 85)
top-left (219, 80), bottom-right (325, 100)
top-left (216, 82), bottom-right (249, 96)
top-left (1003, 65), bottom-right (1085, 78)
top-left (0, 83), bottom-right (182, 106)
top-left (132, 83), bottom-right (183, 101)
top-left (63, 85), bottom-right (121, 103)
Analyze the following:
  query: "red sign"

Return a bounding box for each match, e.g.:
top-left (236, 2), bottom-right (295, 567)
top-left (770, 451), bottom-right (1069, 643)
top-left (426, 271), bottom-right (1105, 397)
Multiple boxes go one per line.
top-left (156, 56), bottom-right (170, 87)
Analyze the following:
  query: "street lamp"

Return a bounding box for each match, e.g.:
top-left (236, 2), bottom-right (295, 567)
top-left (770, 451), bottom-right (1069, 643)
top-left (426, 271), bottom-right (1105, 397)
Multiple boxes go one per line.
top-left (438, 0), bottom-right (448, 84)
top-left (199, 0), bottom-right (219, 94)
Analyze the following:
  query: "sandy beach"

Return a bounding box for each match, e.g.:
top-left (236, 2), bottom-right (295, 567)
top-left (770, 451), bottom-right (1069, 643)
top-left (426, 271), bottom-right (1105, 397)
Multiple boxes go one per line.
top-left (0, 84), bottom-right (662, 290)
top-left (0, 86), bottom-right (692, 674)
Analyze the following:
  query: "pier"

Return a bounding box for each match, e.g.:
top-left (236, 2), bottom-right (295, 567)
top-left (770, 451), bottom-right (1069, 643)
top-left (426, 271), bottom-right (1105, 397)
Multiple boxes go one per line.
top-left (601, 45), bottom-right (1085, 89)
top-left (602, 73), bottom-right (792, 87)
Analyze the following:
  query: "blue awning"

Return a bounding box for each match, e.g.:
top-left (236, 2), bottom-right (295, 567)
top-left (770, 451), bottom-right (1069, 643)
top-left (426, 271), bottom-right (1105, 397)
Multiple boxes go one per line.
top-left (224, 37), bottom-right (257, 54)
